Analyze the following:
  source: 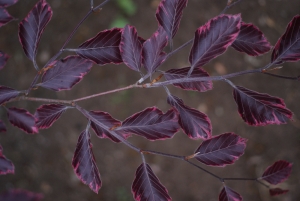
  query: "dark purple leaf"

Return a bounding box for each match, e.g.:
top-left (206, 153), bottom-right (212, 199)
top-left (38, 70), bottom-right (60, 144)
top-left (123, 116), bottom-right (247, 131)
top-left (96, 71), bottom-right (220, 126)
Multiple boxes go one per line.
top-left (120, 25), bottom-right (143, 72)
top-left (0, 189), bottom-right (43, 201)
top-left (261, 160), bottom-right (292, 185)
top-left (90, 110), bottom-right (128, 143)
top-left (194, 133), bottom-right (247, 167)
top-left (132, 163), bottom-right (171, 201)
top-left (271, 15), bottom-right (300, 64)
top-left (0, 86), bottom-right (20, 105)
top-left (7, 107), bottom-right (38, 134)
top-left (72, 128), bottom-right (102, 193)
top-left (269, 188), bottom-right (289, 197)
top-left (76, 28), bottom-right (123, 65)
top-left (0, 120), bottom-right (6, 132)
top-left (0, 8), bottom-right (13, 27)
top-left (0, 0), bottom-right (18, 7)
top-left (0, 144), bottom-right (14, 175)
top-left (34, 104), bottom-right (69, 129)
top-left (156, 0), bottom-right (188, 39)
top-left (142, 26), bottom-right (168, 75)
top-left (0, 51), bottom-right (9, 70)
top-left (18, 0), bottom-right (52, 61)
top-left (116, 107), bottom-right (180, 141)
top-left (164, 67), bottom-right (213, 92)
top-left (167, 94), bottom-right (211, 139)
top-left (232, 22), bottom-right (271, 56)
top-left (38, 56), bottom-right (93, 91)
top-left (189, 14), bottom-right (241, 73)
top-left (233, 86), bottom-right (292, 126)
top-left (219, 186), bottom-right (242, 201)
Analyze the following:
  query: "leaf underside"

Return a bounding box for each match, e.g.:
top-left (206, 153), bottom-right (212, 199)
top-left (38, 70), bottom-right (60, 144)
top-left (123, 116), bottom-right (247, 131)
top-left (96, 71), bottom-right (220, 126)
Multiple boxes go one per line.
top-left (233, 86), bottom-right (292, 126)
top-left (116, 107), bottom-right (180, 141)
top-left (18, 0), bottom-right (52, 61)
top-left (261, 160), bottom-right (292, 185)
top-left (142, 26), bottom-right (168, 75)
top-left (0, 86), bottom-right (20, 105)
top-left (0, 189), bottom-right (43, 201)
top-left (89, 110), bottom-right (127, 143)
top-left (194, 133), bottom-right (247, 167)
top-left (0, 51), bottom-right (10, 70)
top-left (132, 163), bottom-right (171, 201)
top-left (120, 25), bottom-right (143, 72)
top-left (34, 104), bottom-right (68, 129)
top-left (0, 0), bottom-right (18, 8)
top-left (156, 0), bottom-right (188, 39)
top-left (39, 55), bottom-right (93, 91)
top-left (76, 28), bottom-right (123, 65)
top-left (219, 186), bottom-right (242, 201)
top-left (0, 120), bottom-right (6, 132)
top-left (0, 144), bottom-right (14, 175)
top-left (271, 15), bottom-right (300, 64)
top-left (164, 67), bottom-right (213, 92)
top-left (232, 22), bottom-right (271, 56)
top-left (189, 14), bottom-right (241, 73)
top-left (7, 107), bottom-right (38, 134)
top-left (167, 94), bottom-right (211, 139)
top-left (0, 8), bottom-right (14, 27)
top-left (72, 129), bottom-right (102, 193)
top-left (269, 188), bottom-right (289, 197)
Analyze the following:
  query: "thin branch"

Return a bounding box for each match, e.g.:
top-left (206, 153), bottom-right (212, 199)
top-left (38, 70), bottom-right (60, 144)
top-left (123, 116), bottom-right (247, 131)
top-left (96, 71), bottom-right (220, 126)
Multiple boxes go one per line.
top-left (262, 72), bottom-right (300, 81)
top-left (185, 160), bottom-right (223, 182)
top-left (142, 150), bottom-right (185, 160)
top-left (223, 177), bottom-right (257, 181)
top-left (14, 96), bottom-right (73, 105)
top-left (73, 83), bottom-right (142, 102)
top-left (220, 0), bottom-right (244, 15)
top-left (256, 180), bottom-right (270, 189)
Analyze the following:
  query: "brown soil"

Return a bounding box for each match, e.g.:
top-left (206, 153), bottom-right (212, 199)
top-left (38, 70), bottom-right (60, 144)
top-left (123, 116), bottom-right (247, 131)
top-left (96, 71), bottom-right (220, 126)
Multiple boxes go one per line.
top-left (0, 0), bottom-right (300, 200)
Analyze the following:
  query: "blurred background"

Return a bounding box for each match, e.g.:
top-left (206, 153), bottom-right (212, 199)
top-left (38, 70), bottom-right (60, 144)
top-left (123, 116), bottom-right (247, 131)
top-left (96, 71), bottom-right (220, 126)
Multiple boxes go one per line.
top-left (0, 0), bottom-right (300, 200)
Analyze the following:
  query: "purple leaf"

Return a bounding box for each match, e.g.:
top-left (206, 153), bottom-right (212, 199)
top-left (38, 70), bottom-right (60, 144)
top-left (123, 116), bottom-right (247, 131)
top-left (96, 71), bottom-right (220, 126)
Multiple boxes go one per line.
top-left (233, 85), bottom-right (292, 126)
top-left (269, 188), bottom-right (289, 197)
top-left (261, 160), bottom-right (292, 185)
top-left (189, 14), bottom-right (241, 73)
top-left (18, 0), bottom-right (52, 61)
top-left (38, 56), bottom-right (93, 91)
top-left (142, 26), bottom-right (168, 75)
top-left (0, 189), bottom-right (43, 201)
top-left (0, 86), bottom-right (20, 105)
top-left (271, 15), bottom-right (300, 64)
top-left (0, 0), bottom-right (18, 7)
top-left (89, 110), bottom-right (128, 143)
top-left (7, 107), bottom-right (38, 134)
top-left (0, 8), bottom-right (14, 27)
top-left (164, 67), bottom-right (213, 92)
top-left (232, 22), bottom-right (271, 56)
top-left (194, 133), bottom-right (247, 167)
top-left (120, 25), bottom-right (143, 72)
top-left (0, 144), bottom-right (14, 175)
top-left (0, 119), bottom-right (6, 132)
top-left (72, 128), bottom-right (102, 193)
top-left (76, 28), bottom-right (123, 65)
top-left (116, 107), bottom-right (180, 141)
top-left (0, 51), bottom-right (9, 70)
top-left (219, 186), bottom-right (242, 201)
top-left (156, 0), bottom-right (188, 39)
top-left (167, 94), bottom-right (211, 139)
top-left (34, 104), bottom-right (69, 129)
top-left (132, 163), bottom-right (171, 201)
